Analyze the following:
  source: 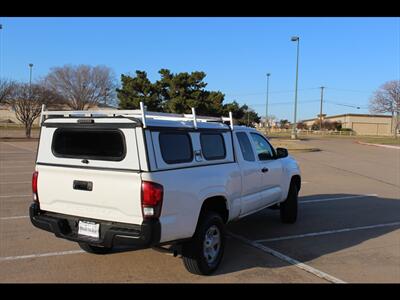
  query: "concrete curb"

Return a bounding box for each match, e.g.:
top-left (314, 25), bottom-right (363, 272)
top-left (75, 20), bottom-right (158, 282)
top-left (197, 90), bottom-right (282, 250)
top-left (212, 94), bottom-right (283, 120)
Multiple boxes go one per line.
top-left (289, 148), bottom-right (321, 153)
top-left (356, 141), bottom-right (400, 150)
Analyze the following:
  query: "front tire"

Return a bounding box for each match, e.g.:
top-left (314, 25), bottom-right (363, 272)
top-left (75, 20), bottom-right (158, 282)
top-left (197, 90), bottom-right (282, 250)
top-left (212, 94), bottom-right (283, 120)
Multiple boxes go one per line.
top-left (280, 181), bottom-right (298, 224)
top-left (182, 212), bottom-right (225, 275)
top-left (78, 242), bottom-right (113, 254)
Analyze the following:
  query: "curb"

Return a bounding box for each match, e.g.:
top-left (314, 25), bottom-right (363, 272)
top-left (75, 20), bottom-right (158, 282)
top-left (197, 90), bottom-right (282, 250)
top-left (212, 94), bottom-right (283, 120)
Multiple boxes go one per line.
top-left (288, 148), bottom-right (321, 153)
top-left (356, 141), bottom-right (400, 150)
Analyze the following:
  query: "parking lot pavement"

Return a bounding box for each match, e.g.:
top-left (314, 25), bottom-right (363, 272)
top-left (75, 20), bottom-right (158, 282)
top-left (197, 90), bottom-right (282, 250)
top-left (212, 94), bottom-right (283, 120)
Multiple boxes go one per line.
top-left (0, 138), bottom-right (399, 283)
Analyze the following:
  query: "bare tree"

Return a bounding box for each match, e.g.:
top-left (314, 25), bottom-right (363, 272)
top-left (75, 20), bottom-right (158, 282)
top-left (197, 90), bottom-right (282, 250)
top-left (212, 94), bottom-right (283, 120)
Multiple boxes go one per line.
top-left (7, 83), bottom-right (61, 138)
top-left (0, 79), bottom-right (17, 104)
top-left (44, 65), bottom-right (116, 110)
top-left (369, 80), bottom-right (400, 137)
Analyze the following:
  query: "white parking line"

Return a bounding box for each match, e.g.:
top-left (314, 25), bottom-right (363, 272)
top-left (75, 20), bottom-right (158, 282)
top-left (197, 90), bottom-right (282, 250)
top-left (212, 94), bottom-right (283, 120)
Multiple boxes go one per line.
top-left (255, 221), bottom-right (400, 243)
top-left (0, 250), bottom-right (85, 262)
top-left (0, 215), bottom-right (29, 220)
top-left (228, 232), bottom-right (346, 283)
top-left (0, 194), bottom-right (30, 198)
top-left (300, 194), bottom-right (378, 204)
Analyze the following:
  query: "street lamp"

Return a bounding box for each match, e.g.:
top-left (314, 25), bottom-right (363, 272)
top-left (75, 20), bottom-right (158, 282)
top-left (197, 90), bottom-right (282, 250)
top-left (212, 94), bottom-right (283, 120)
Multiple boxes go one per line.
top-left (265, 73), bottom-right (271, 133)
top-left (0, 24), bottom-right (3, 79)
top-left (104, 87), bottom-right (110, 105)
top-left (291, 36), bottom-right (300, 140)
top-left (29, 63), bottom-right (33, 86)
top-left (29, 63), bottom-right (34, 97)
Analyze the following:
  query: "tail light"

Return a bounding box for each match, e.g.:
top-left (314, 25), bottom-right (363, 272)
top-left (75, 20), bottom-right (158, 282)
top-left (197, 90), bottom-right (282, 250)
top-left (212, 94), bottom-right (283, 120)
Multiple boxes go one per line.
top-left (32, 171), bottom-right (39, 203)
top-left (141, 181), bottom-right (163, 219)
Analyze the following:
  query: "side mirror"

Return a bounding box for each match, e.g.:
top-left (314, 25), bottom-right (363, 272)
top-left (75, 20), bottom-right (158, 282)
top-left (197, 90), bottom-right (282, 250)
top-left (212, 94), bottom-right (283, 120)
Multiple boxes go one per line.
top-left (276, 147), bottom-right (288, 158)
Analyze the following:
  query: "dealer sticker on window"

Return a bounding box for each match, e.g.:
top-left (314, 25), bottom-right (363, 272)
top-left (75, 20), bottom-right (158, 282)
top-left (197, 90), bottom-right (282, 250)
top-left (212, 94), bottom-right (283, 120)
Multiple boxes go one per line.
top-left (78, 221), bottom-right (100, 239)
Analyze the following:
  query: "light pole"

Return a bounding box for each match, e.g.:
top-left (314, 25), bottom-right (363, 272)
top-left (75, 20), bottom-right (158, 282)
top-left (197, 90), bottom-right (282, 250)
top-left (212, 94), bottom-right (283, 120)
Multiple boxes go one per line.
top-left (291, 36), bottom-right (300, 140)
top-left (0, 24), bottom-right (3, 80)
top-left (319, 86), bottom-right (325, 131)
top-left (29, 63), bottom-right (33, 97)
top-left (104, 88), bottom-right (110, 105)
top-left (265, 73), bottom-right (271, 133)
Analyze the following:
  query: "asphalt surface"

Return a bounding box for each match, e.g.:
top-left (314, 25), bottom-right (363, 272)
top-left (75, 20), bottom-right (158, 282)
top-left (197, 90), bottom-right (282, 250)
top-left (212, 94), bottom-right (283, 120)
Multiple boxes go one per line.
top-left (0, 137), bottom-right (399, 283)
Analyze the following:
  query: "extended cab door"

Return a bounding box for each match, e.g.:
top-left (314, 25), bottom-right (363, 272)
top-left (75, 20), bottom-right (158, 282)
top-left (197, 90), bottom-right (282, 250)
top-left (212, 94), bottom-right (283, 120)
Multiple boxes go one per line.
top-left (234, 131), bottom-right (263, 216)
top-left (249, 132), bottom-right (283, 206)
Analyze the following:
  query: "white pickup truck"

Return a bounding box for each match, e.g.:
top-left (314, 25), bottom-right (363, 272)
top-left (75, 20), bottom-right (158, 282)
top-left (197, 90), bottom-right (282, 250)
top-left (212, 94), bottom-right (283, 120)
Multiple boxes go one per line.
top-left (30, 104), bottom-right (301, 275)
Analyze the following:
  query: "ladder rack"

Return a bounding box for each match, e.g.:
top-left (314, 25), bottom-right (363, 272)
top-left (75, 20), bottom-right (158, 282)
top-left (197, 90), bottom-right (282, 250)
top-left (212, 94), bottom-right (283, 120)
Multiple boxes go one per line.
top-left (40, 102), bottom-right (234, 130)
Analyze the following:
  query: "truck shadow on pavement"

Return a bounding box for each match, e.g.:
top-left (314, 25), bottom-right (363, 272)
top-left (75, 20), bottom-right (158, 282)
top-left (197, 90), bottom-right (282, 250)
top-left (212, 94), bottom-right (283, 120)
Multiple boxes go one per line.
top-left (215, 193), bottom-right (400, 276)
top-left (106, 193), bottom-right (399, 277)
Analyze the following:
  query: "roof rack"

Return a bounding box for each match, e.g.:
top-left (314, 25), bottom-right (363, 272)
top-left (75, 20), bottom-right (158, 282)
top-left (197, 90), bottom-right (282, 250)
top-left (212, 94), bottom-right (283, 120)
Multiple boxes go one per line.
top-left (40, 102), bottom-right (234, 130)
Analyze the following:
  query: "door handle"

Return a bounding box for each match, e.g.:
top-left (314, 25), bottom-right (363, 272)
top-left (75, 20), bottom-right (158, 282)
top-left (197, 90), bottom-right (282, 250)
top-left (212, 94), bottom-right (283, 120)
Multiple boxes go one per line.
top-left (261, 167), bottom-right (269, 173)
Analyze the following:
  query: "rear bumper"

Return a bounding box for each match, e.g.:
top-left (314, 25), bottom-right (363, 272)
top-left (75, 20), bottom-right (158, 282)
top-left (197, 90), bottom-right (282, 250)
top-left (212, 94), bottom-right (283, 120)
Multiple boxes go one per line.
top-left (29, 203), bottom-right (161, 249)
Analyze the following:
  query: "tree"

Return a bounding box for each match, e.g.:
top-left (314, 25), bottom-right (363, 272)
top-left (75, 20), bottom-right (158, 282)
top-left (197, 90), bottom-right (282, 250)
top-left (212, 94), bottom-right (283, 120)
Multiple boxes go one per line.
top-left (220, 101), bottom-right (260, 126)
top-left (297, 122), bottom-right (308, 130)
top-left (222, 101), bottom-right (245, 120)
top-left (279, 119), bottom-right (290, 129)
top-left (118, 69), bottom-right (226, 115)
top-left (7, 83), bottom-right (62, 137)
top-left (117, 68), bottom-right (260, 125)
top-left (369, 80), bottom-right (400, 136)
top-left (332, 121), bottom-right (342, 131)
top-left (44, 64), bottom-right (116, 110)
top-left (238, 105), bottom-right (261, 127)
top-left (117, 71), bottom-right (162, 111)
top-left (0, 79), bottom-right (17, 104)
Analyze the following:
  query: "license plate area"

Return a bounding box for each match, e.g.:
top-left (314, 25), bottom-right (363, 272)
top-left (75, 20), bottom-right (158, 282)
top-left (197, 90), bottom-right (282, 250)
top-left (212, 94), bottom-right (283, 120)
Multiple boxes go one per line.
top-left (78, 220), bottom-right (100, 239)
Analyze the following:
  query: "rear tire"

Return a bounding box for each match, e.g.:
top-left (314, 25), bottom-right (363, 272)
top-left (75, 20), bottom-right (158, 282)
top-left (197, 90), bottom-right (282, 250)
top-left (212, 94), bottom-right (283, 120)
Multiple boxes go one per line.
top-left (78, 242), bottom-right (113, 254)
top-left (182, 212), bottom-right (225, 275)
top-left (280, 181), bottom-right (298, 224)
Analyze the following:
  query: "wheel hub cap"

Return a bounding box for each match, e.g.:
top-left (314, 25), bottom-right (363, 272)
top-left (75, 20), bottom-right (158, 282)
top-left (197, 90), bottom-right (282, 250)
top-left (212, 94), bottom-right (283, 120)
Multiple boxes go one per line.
top-left (203, 225), bottom-right (221, 264)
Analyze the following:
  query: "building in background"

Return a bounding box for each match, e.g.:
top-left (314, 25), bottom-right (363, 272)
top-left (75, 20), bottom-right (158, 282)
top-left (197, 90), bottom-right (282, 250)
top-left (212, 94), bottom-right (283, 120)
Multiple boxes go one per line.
top-left (301, 113), bottom-right (394, 136)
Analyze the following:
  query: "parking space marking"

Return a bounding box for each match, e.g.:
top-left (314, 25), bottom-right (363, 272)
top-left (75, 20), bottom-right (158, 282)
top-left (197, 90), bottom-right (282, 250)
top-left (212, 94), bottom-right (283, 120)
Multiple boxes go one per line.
top-left (0, 194), bottom-right (31, 198)
top-left (254, 221), bottom-right (400, 243)
top-left (0, 250), bottom-right (85, 262)
top-left (228, 231), bottom-right (346, 283)
top-left (300, 194), bottom-right (378, 204)
top-left (0, 215), bottom-right (29, 220)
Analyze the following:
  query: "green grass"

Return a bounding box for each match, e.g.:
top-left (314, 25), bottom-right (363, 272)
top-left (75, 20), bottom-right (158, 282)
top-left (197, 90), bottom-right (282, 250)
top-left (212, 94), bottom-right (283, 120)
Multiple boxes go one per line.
top-left (0, 124), bottom-right (40, 130)
top-left (356, 136), bottom-right (400, 146)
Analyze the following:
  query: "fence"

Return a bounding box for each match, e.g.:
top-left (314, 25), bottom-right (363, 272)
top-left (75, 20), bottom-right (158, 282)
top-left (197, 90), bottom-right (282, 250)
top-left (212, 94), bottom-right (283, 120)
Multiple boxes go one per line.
top-left (261, 128), bottom-right (354, 136)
